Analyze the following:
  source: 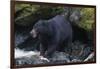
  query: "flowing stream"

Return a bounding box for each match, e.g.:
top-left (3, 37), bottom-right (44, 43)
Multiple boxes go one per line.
top-left (14, 31), bottom-right (92, 66)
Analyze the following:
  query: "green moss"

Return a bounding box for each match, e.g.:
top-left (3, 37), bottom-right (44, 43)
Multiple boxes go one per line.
top-left (79, 8), bottom-right (95, 31)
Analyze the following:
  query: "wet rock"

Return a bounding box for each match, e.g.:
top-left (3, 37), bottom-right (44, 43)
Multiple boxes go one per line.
top-left (15, 32), bottom-right (29, 46)
top-left (50, 51), bottom-right (70, 63)
top-left (71, 59), bottom-right (82, 62)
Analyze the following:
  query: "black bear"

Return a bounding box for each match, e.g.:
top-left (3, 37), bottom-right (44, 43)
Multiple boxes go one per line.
top-left (30, 15), bottom-right (72, 58)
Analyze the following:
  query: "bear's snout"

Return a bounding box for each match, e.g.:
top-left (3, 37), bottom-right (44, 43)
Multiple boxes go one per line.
top-left (30, 29), bottom-right (37, 38)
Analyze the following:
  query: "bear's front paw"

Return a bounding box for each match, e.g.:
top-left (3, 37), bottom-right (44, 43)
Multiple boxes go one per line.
top-left (39, 56), bottom-right (50, 62)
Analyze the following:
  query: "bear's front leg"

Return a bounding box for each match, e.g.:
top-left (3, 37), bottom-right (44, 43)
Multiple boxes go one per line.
top-left (44, 44), bottom-right (58, 58)
top-left (40, 44), bottom-right (50, 62)
top-left (40, 44), bottom-right (47, 57)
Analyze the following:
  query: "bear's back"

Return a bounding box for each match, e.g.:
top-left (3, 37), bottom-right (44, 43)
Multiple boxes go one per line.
top-left (48, 15), bottom-right (72, 41)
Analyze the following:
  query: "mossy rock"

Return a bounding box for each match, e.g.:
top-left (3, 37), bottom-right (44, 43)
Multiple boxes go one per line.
top-left (15, 3), bottom-right (64, 26)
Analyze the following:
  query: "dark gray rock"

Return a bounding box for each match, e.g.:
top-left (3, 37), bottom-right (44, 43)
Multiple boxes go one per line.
top-left (50, 51), bottom-right (70, 62)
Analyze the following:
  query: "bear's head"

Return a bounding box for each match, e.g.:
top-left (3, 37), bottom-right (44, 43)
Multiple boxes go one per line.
top-left (30, 20), bottom-right (48, 38)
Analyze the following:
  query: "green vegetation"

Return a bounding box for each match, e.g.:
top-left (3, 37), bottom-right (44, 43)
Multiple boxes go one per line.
top-left (79, 8), bottom-right (95, 31)
top-left (15, 4), bottom-right (64, 26)
top-left (15, 3), bottom-right (95, 31)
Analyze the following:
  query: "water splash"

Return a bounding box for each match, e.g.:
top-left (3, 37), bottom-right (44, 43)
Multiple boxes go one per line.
top-left (15, 48), bottom-right (40, 58)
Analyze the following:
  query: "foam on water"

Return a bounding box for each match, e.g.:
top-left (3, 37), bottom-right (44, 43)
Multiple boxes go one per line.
top-left (15, 48), bottom-right (40, 58)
